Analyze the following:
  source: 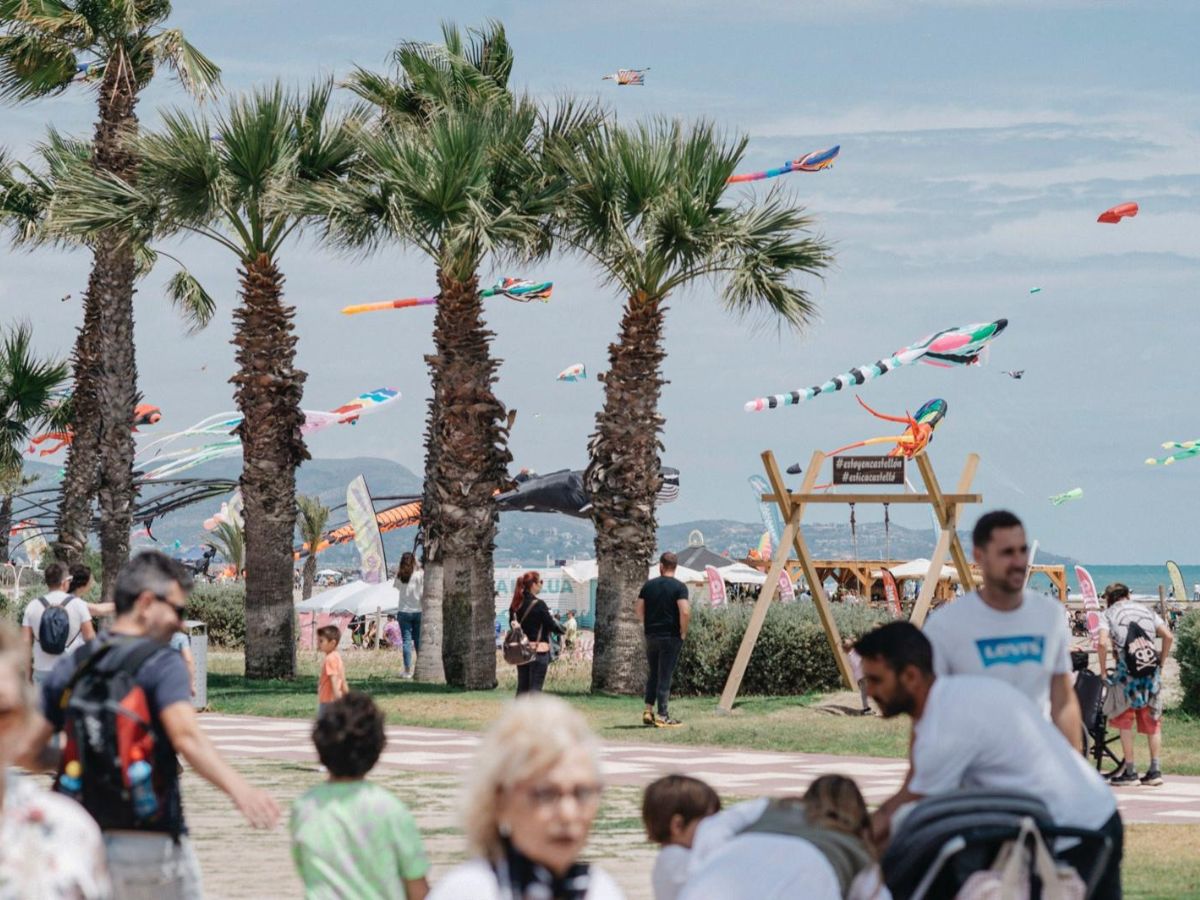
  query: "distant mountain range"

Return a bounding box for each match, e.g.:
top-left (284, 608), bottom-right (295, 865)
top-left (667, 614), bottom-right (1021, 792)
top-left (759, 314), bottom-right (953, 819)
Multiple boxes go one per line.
top-left (14, 456), bottom-right (1077, 569)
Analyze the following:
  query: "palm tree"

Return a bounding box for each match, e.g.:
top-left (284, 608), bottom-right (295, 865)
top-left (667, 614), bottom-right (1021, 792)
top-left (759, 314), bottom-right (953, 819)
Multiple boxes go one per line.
top-left (343, 21), bottom-right (514, 686)
top-left (204, 520), bottom-right (244, 579)
top-left (1, 135), bottom-right (215, 583)
top-left (554, 121), bottom-right (834, 694)
top-left (296, 494), bottom-right (330, 600)
top-left (0, 321), bottom-right (70, 561)
top-left (0, 0), bottom-right (219, 591)
top-left (51, 81), bottom-right (364, 678)
top-left (320, 91), bottom-right (597, 689)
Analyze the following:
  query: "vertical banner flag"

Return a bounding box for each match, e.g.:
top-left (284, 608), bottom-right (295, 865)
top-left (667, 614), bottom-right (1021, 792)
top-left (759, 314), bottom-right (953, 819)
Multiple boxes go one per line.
top-left (881, 569), bottom-right (902, 617)
top-left (778, 571), bottom-right (796, 603)
top-left (705, 566), bottom-right (727, 608)
top-left (748, 476), bottom-right (784, 549)
top-left (1167, 560), bottom-right (1187, 605)
top-left (347, 475), bottom-right (387, 584)
top-left (1075, 565), bottom-right (1101, 649)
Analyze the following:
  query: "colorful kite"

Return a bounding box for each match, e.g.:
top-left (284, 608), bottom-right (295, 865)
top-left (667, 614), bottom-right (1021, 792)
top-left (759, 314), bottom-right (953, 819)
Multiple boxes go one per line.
top-left (137, 389), bottom-right (399, 480)
top-left (727, 145), bottom-right (840, 184)
top-left (1028, 287), bottom-right (1042, 294)
top-left (1097, 202), bottom-right (1138, 224)
top-left (602, 68), bottom-right (649, 85)
top-left (745, 319), bottom-right (1007, 412)
top-left (826, 397), bottom-right (947, 460)
top-left (342, 278), bottom-right (553, 316)
top-left (1049, 488), bottom-right (1083, 506)
top-left (28, 403), bottom-right (162, 457)
top-left (1145, 440), bottom-right (1200, 466)
top-left (72, 61), bottom-right (103, 83)
top-left (556, 364), bottom-right (586, 383)
top-left (1002, 370), bottom-right (1025, 380)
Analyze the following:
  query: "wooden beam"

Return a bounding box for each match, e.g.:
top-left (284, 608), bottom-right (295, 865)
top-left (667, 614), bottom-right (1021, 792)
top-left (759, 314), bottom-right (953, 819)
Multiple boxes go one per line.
top-left (764, 493), bottom-right (982, 505)
top-left (717, 450), bottom-right (820, 713)
top-left (909, 452), bottom-right (979, 627)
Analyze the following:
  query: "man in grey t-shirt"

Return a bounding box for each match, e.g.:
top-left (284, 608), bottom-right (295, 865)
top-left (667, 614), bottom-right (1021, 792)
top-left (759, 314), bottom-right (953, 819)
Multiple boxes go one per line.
top-left (923, 510), bottom-right (1081, 750)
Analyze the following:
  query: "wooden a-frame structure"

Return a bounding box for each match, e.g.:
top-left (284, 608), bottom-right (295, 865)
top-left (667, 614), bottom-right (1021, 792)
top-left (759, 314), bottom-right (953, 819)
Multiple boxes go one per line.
top-left (716, 448), bottom-right (981, 714)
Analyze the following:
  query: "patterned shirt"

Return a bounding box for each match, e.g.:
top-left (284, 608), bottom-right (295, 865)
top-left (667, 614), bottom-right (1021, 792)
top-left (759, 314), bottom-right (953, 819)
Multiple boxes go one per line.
top-left (0, 771), bottom-right (111, 899)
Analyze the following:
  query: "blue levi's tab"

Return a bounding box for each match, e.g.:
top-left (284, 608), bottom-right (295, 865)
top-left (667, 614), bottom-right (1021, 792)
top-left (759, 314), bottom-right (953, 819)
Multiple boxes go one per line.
top-left (975, 635), bottom-right (1045, 667)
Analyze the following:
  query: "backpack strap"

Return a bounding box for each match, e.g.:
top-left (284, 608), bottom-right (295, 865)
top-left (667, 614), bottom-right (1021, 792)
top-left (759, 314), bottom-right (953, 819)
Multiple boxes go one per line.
top-left (57, 636), bottom-right (162, 709)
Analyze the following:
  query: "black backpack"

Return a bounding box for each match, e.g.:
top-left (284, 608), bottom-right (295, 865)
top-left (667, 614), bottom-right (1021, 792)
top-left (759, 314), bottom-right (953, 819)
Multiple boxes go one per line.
top-left (35, 596), bottom-right (73, 656)
top-left (55, 637), bottom-right (175, 833)
top-left (1123, 618), bottom-right (1160, 678)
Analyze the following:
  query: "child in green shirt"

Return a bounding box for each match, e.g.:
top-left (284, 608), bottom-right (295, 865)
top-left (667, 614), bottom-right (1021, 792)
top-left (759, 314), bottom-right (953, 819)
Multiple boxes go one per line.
top-left (290, 692), bottom-right (430, 899)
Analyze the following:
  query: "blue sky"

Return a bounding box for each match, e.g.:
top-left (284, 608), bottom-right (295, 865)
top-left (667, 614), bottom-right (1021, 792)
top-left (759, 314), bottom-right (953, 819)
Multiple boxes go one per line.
top-left (2, 0), bottom-right (1197, 562)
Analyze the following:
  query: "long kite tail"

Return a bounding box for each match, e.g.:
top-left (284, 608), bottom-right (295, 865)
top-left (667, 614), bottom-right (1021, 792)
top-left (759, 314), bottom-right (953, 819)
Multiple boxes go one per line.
top-left (744, 350), bottom-right (922, 412)
top-left (825, 434), bottom-right (909, 458)
top-left (341, 297), bottom-right (436, 316)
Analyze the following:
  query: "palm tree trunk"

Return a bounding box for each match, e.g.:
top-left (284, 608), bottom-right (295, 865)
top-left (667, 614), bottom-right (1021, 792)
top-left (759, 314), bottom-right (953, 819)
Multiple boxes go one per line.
top-left (587, 291), bottom-right (667, 694)
top-left (423, 271), bottom-right (511, 689)
top-left (59, 55), bottom-right (142, 596)
top-left (301, 554), bottom-right (316, 601)
top-left (233, 254), bottom-right (308, 679)
top-left (54, 270), bottom-right (104, 565)
top-left (414, 559), bottom-right (445, 683)
top-left (0, 492), bottom-right (11, 564)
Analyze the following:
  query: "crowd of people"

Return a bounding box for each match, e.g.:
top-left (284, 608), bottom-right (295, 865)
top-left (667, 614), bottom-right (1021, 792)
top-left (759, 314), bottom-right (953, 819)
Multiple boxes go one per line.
top-left (0, 505), bottom-right (1178, 898)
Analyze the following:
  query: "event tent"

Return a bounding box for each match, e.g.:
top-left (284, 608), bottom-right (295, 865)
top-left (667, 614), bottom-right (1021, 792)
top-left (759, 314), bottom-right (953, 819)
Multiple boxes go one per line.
top-left (296, 580), bottom-right (400, 615)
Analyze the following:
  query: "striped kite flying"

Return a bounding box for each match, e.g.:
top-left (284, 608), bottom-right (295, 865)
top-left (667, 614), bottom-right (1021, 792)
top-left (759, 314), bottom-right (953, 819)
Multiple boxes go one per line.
top-left (745, 319), bottom-right (1007, 412)
top-left (727, 146), bottom-right (840, 184)
top-left (342, 278), bottom-right (552, 316)
top-left (602, 68), bottom-right (649, 86)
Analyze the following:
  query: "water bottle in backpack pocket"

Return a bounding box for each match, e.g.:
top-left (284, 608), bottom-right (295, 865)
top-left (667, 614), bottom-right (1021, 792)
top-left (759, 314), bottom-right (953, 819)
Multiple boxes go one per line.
top-left (55, 638), bottom-right (171, 832)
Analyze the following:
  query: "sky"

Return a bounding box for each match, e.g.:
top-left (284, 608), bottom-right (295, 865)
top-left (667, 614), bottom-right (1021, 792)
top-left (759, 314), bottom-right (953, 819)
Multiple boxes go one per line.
top-left (2, 0), bottom-right (1197, 563)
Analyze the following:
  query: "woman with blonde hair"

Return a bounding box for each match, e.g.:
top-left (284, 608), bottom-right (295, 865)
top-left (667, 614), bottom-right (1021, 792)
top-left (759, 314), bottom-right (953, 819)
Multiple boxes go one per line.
top-left (430, 694), bottom-right (624, 899)
top-left (0, 625), bottom-right (111, 897)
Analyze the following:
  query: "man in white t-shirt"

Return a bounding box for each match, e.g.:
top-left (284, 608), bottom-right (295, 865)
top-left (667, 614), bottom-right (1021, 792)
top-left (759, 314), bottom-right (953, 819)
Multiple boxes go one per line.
top-left (859, 621), bottom-right (1123, 900)
top-left (923, 510), bottom-right (1081, 749)
top-left (20, 561), bottom-right (95, 685)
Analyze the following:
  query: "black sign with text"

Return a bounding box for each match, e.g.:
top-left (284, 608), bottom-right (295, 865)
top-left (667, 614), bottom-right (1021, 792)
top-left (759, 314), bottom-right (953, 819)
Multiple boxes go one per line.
top-left (831, 456), bottom-right (905, 485)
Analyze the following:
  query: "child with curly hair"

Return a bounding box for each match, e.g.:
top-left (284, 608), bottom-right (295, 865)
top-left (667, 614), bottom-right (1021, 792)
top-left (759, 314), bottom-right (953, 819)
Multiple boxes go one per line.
top-left (290, 692), bottom-right (430, 898)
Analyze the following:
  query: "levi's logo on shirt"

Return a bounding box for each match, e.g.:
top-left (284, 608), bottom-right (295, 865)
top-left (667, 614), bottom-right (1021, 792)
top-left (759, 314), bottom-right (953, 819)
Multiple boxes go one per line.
top-left (975, 635), bottom-right (1045, 667)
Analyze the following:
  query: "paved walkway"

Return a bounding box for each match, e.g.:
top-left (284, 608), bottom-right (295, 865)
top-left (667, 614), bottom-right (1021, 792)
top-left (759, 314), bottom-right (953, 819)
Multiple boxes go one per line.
top-left (199, 713), bottom-right (1200, 825)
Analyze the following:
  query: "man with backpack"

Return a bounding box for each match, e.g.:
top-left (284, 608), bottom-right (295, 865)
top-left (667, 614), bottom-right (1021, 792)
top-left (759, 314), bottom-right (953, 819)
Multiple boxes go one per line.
top-left (1098, 583), bottom-right (1173, 786)
top-left (21, 561), bottom-right (95, 686)
top-left (21, 551), bottom-right (280, 898)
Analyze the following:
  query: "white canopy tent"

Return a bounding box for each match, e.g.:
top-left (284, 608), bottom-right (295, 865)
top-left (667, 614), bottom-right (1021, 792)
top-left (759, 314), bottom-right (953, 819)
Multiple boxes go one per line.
top-left (873, 558), bottom-right (960, 581)
top-left (296, 580), bottom-right (400, 615)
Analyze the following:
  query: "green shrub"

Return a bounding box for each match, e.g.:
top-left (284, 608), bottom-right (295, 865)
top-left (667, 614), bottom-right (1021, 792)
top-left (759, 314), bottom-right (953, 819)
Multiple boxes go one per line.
top-left (672, 602), bottom-right (891, 696)
top-left (1177, 610), bottom-right (1200, 715)
top-left (188, 584), bottom-right (246, 648)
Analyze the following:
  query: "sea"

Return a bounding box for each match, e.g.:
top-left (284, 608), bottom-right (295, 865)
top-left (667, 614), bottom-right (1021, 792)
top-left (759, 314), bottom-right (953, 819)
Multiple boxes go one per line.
top-left (1065, 564), bottom-right (1200, 599)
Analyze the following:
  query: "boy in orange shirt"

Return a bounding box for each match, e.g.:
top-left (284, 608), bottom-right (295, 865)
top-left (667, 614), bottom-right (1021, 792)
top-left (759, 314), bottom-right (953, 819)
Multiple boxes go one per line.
top-left (317, 625), bottom-right (348, 717)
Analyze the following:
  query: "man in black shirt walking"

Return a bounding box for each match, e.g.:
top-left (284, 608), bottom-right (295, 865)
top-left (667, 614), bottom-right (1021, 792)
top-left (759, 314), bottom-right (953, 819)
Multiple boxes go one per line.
top-left (638, 552), bottom-right (691, 727)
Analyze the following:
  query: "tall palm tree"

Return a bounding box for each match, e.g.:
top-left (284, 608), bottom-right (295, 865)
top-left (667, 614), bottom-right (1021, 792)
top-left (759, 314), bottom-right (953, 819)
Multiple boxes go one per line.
top-left (555, 121), bottom-right (834, 694)
top-left (0, 321), bottom-right (70, 561)
top-left (321, 96), bottom-right (595, 689)
top-left (343, 21), bottom-right (515, 685)
top-left (51, 82), bottom-right (364, 678)
top-left (296, 494), bottom-right (330, 600)
top-left (1, 0), bottom-right (218, 592)
top-left (0, 471), bottom-right (39, 564)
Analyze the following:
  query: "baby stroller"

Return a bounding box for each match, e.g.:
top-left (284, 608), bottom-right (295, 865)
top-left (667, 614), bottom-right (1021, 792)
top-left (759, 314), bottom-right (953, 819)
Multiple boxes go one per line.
top-left (1072, 651), bottom-right (1124, 776)
top-left (882, 790), bottom-right (1113, 900)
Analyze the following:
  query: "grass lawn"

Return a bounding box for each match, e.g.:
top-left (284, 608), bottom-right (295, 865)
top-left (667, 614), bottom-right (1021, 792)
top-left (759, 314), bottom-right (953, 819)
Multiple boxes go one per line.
top-left (207, 650), bottom-right (1200, 775)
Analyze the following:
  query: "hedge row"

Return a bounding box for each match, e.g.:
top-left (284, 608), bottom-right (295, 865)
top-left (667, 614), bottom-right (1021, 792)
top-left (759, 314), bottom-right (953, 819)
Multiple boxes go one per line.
top-left (1177, 610), bottom-right (1200, 715)
top-left (672, 602), bottom-right (891, 696)
top-left (187, 584), bottom-right (247, 648)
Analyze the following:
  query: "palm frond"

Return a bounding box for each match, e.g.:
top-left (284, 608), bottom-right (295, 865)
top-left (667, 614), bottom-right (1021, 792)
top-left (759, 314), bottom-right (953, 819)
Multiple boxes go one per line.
top-left (145, 27), bottom-right (221, 100)
top-left (0, 31), bottom-right (76, 101)
top-left (165, 266), bottom-right (216, 333)
top-left (0, 319), bottom-right (69, 472)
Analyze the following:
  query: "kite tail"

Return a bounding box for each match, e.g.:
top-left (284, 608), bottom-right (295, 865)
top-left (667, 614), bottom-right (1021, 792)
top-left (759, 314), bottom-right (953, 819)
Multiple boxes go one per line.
top-left (744, 355), bottom-right (901, 412)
